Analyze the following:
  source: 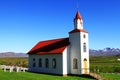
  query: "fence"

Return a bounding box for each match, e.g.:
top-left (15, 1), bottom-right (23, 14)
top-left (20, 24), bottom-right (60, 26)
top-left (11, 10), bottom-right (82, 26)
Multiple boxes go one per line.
top-left (0, 65), bottom-right (28, 72)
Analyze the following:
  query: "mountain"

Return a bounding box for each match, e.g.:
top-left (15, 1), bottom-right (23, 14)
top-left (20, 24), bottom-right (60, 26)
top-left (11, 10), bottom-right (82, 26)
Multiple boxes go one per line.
top-left (0, 47), bottom-right (120, 57)
top-left (0, 52), bottom-right (28, 57)
top-left (90, 47), bottom-right (120, 56)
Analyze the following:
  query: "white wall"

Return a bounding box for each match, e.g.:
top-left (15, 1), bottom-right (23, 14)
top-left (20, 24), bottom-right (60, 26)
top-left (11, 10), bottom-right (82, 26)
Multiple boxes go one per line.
top-left (69, 31), bottom-right (89, 74)
top-left (74, 19), bottom-right (83, 29)
top-left (69, 32), bottom-right (81, 74)
top-left (80, 32), bottom-right (89, 74)
top-left (29, 54), bottom-right (63, 74)
top-left (62, 46), bottom-right (71, 75)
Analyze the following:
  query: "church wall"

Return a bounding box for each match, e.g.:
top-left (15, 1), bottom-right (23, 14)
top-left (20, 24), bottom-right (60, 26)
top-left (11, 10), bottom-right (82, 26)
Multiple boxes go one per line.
top-left (67, 46), bottom-right (71, 74)
top-left (80, 32), bottom-right (89, 74)
top-left (62, 46), bottom-right (71, 75)
top-left (69, 32), bottom-right (81, 74)
top-left (69, 31), bottom-right (89, 74)
top-left (29, 54), bottom-right (63, 74)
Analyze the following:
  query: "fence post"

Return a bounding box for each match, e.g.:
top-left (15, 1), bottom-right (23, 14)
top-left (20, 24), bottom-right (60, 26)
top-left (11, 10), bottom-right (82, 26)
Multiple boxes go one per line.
top-left (4, 66), bottom-right (6, 72)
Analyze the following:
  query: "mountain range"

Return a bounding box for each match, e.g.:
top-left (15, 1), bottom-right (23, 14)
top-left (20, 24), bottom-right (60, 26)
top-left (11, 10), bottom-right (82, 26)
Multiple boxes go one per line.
top-left (90, 47), bottom-right (120, 56)
top-left (0, 47), bottom-right (120, 57)
top-left (0, 52), bottom-right (28, 57)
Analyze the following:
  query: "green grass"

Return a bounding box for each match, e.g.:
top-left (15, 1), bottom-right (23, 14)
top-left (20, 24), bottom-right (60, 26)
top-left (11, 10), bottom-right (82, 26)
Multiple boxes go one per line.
top-left (100, 73), bottom-right (120, 80)
top-left (0, 70), bottom-right (93, 80)
top-left (90, 56), bottom-right (120, 73)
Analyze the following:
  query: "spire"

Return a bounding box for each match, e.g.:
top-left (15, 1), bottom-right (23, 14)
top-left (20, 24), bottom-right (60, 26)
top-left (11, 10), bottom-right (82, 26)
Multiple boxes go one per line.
top-left (74, 11), bottom-right (83, 29)
top-left (74, 11), bottom-right (82, 20)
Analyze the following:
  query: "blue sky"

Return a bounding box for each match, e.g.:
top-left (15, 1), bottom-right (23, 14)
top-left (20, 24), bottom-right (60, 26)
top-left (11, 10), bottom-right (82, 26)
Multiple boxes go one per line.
top-left (0, 0), bottom-right (120, 53)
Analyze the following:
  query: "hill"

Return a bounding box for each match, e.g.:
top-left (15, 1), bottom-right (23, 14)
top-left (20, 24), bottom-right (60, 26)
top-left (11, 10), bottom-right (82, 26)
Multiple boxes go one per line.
top-left (0, 52), bottom-right (28, 57)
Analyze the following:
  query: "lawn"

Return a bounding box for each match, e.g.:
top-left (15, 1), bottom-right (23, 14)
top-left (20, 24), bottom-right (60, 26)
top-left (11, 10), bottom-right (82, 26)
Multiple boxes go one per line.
top-left (100, 73), bottom-right (120, 80)
top-left (1, 70), bottom-right (120, 80)
top-left (0, 70), bottom-right (94, 80)
top-left (90, 56), bottom-right (120, 73)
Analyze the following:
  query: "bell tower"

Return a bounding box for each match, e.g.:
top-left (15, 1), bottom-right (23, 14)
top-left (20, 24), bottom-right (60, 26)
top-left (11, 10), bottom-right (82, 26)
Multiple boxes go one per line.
top-left (69, 11), bottom-right (89, 74)
top-left (74, 11), bottom-right (83, 29)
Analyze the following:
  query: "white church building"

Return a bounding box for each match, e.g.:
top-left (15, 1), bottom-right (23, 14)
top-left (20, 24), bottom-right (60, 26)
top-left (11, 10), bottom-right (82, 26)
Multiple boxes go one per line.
top-left (28, 11), bottom-right (89, 76)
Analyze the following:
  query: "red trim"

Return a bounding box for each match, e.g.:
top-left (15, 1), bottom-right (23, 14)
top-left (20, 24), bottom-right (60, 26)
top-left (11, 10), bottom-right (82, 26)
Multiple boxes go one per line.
top-left (69, 29), bottom-right (88, 34)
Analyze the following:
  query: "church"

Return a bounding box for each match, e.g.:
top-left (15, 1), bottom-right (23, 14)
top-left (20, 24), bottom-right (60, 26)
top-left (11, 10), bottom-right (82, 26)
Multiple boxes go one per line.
top-left (27, 11), bottom-right (90, 76)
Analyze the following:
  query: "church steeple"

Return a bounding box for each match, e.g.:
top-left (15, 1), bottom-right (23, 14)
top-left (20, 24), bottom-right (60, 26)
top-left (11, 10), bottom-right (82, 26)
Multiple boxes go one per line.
top-left (74, 11), bottom-right (83, 29)
top-left (74, 11), bottom-right (82, 20)
top-left (69, 11), bottom-right (89, 74)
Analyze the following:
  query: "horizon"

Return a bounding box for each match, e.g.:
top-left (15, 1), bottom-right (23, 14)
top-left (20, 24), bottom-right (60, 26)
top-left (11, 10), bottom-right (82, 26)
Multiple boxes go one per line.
top-left (0, 0), bottom-right (120, 53)
top-left (0, 47), bottom-right (120, 53)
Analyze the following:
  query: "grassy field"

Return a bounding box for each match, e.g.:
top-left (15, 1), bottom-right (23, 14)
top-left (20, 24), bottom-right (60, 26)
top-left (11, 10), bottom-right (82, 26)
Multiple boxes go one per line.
top-left (90, 56), bottom-right (120, 73)
top-left (100, 73), bottom-right (120, 80)
top-left (1, 70), bottom-right (120, 80)
top-left (0, 70), bottom-right (93, 80)
top-left (0, 56), bottom-right (120, 79)
top-left (0, 56), bottom-right (120, 73)
top-left (0, 57), bottom-right (28, 67)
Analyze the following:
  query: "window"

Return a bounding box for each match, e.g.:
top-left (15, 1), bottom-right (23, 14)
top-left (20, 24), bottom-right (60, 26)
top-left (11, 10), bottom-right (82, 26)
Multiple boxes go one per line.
top-left (83, 34), bottom-right (86, 38)
top-left (84, 58), bottom-right (87, 61)
top-left (33, 58), bottom-right (35, 61)
top-left (73, 58), bottom-right (78, 69)
top-left (32, 58), bottom-right (36, 67)
top-left (45, 58), bottom-right (49, 68)
top-left (39, 58), bottom-right (42, 67)
top-left (52, 58), bottom-right (56, 69)
top-left (83, 43), bottom-right (86, 52)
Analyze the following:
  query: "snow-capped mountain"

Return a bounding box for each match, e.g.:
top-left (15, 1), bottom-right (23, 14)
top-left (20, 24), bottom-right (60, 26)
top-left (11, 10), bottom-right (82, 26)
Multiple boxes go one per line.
top-left (90, 47), bottom-right (120, 56)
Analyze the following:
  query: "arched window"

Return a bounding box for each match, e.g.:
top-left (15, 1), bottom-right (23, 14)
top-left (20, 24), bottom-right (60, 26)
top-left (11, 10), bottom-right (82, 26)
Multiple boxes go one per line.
top-left (83, 43), bottom-right (86, 52)
top-left (33, 58), bottom-right (36, 67)
top-left (45, 58), bottom-right (49, 68)
top-left (83, 34), bottom-right (86, 38)
top-left (52, 58), bottom-right (56, 69)
top-left (73, 58), bottom-right (78, 69)
top-left (84, 58), bottom-right (87, 61)
top-left (39, 58), bottom-right (42, 67)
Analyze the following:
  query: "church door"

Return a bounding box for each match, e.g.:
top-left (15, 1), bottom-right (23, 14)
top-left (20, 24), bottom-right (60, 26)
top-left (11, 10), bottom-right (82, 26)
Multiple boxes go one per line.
top-left (83, 58), bottom-right (88, 74)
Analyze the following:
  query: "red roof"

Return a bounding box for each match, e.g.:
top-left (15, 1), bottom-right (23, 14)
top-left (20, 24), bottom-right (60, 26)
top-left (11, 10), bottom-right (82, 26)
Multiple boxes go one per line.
top-left (74, 11), bottom-right (82, 20)
top-left (28, 38), bottom-right (69, 54)
top-left (69, 29), bottom-right (88, 34)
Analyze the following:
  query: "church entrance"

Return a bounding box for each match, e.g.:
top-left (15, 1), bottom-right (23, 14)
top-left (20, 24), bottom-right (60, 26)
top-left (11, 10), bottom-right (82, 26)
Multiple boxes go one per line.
top-left (83, 58), bottom-right (88, 74)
